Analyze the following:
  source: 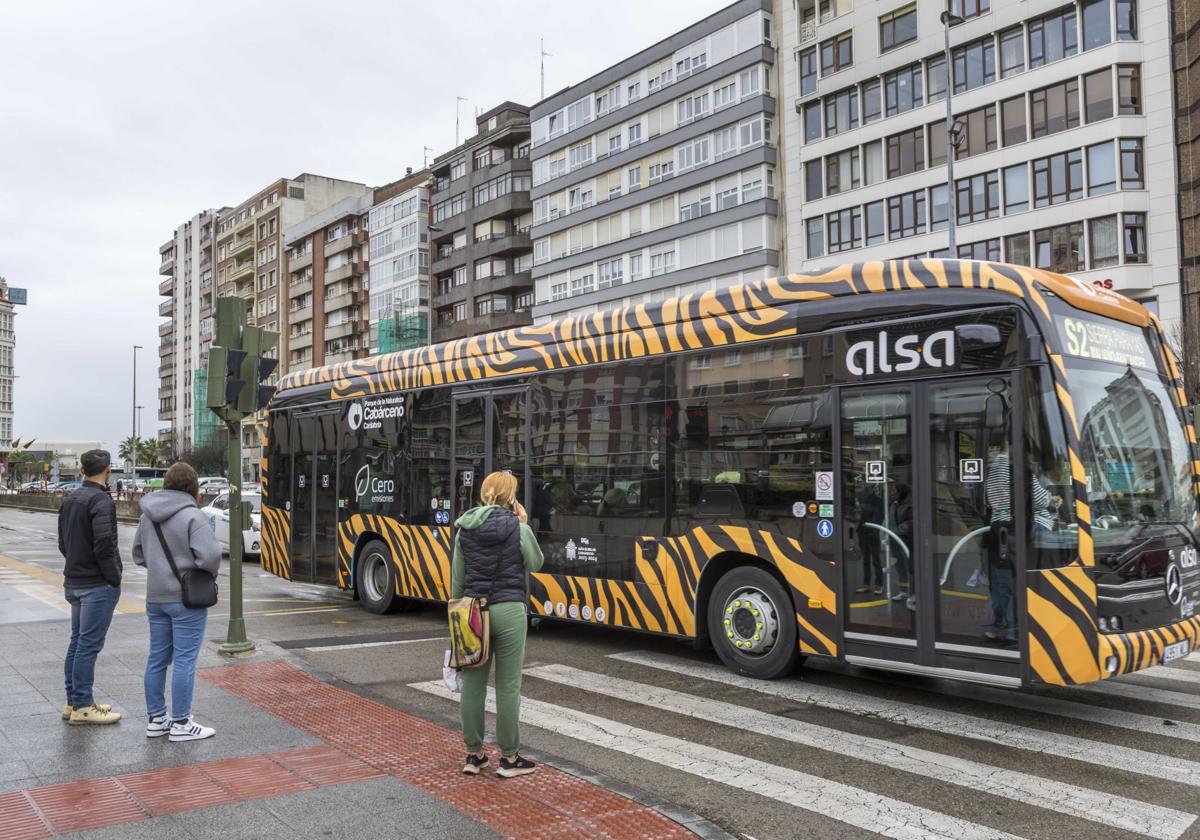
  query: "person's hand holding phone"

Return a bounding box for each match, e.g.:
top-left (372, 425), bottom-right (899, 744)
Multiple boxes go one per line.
top-left (512, 500), bottom-right (528, 524)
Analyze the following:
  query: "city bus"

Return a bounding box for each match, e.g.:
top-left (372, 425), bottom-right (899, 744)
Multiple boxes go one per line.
top-left (260, 259), bottom-right (1200, 687)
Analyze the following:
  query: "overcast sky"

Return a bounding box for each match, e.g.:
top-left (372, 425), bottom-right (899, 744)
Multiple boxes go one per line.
top-left (0, 0), bottom-right (727, 455)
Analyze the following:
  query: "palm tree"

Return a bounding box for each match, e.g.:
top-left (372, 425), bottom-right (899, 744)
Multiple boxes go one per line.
top-left (118, 436), bottom-right (141, 467)
top-left (137, 439), bottom-right (160, 468)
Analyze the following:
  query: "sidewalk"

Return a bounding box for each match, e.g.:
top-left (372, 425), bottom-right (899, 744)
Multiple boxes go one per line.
top-left (0, 614), bottom-right (707, 839)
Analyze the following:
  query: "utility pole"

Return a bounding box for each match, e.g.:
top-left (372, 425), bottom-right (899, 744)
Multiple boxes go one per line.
top-left (540, 38), bottom-right (552, 100)
top-left (131, 345), bottom-right (141, 470)
top-left (456, 96), bottom-right (468, 146)
top-left (940, 10), bottom-right (964, 254)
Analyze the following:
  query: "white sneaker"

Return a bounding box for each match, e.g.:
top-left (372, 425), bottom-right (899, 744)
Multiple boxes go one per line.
top-left (168, 716), bottom-right (215, 742)
top-left (146, 714), bottom-right (171, 738)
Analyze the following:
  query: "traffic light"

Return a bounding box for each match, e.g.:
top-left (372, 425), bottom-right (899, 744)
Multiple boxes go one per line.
top-left (235, 326), bottom-right (279, 414)
top-left (205, 346), bottom-right (247, 409)
top-left (206, 297), bottom-right (277, 418)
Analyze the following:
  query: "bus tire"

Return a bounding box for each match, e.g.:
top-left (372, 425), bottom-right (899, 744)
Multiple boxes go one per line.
top-left (356, 539), bottom-right (400, 615)
top-left (707, 566), bottom-right (798, 680)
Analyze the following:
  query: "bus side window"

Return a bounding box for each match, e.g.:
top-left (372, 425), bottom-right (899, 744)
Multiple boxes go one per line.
top-left (267, 411), bottom-right (290, 510)
top-left (1025, 367), bottom-right (1077, 568)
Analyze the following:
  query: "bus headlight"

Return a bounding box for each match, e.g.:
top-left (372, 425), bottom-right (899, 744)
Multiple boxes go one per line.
top-left (1105, 655), bottom-right (1118, 673)
top-left (1098, 617), bottom-right (1109, 632)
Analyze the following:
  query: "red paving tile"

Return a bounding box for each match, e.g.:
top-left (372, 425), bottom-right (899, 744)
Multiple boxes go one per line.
top-left (117, 764), bottom-right (232, 816)
top-left (271, 745), bottom-right (383, 787)
top-left (0, 791), bottom-right (49, 840)
top-left (200, 753), bottom-right (314, 801)
top-left (28, 777), bottom-right (147, 835)
top-left (201, 659), bottom-right (697, 839)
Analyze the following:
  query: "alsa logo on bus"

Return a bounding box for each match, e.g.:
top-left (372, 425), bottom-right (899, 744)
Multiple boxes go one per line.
top-left (845, 330), bottom-right (956, 377)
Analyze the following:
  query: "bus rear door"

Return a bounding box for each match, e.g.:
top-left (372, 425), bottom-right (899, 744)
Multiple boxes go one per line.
top-left (290, 410), bottom-right (341, 584)
top-left (449, 386), bottom-right (531, 520)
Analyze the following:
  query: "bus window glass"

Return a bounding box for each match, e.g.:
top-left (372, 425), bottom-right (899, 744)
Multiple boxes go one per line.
top-left (356, 404), bottom-right (404, 520)
top-left (1025, 367), bottom-right (1077, 569)
top-left (268, 410), bottom-right (291, 509)
top-left (408, 390), bottom-right (451, 527)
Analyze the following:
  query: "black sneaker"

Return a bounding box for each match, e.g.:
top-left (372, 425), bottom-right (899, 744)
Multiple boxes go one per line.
top-left (497, 755), bottom-right (536, 778)
top-left (463, 753), bottom-right (489, 775)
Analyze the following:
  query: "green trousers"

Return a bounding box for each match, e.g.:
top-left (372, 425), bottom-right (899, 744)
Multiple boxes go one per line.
top-left (460, 601), bottom-right (527, 757)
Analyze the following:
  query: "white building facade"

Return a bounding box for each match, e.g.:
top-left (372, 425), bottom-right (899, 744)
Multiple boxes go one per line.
top-left (0, 278), bottom-right (16, 456)
top-left (777, 0), bottom-right (1179, 327)
top-left (368, 178), bottom-right (431, 352)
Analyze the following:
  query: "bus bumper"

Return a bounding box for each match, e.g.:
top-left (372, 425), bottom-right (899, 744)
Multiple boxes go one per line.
top-left (1098, 615), bottom-right (1200, 679)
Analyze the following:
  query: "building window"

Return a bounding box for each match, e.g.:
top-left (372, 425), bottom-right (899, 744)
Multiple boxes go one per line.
top-left (1117, 65), bottom-right (1142, 114)
top-left (1120, 138), bottom-right (1144, 188)
top-left (880, 4), bottom-right (917, 52)
top-left (827, 208), bottom-right (862, 253)
top-left (1084, 68), bottom-right (1113, 123)
top-left (1005, 232), bottom-right (1031, 266)
top-left (453, 266), bottom-right (468, 286)
top-left (450, 159), bottom-right (467, 180)
top-left (930, 183), bottom-right (949, 231)
top-left (550, 282), bottom-right (567, 302)
top-left (805, 160), bottom-right (823, 201)
top-left (806, 217), bottom-right (825, 259)
top-left (1030, 78), bottom-right (1079, 138)
top-left (803, 102), bottom-right (822, 142)
top-left (928, 119), bottom-right (946, 167)
top-left (628, 123), bottom-right (642, 145)
top-left (799, 48), bottom-right (817, 97)
top-left (1116, 0), bottom-right (1138, 40)
top-left (886, 127), bottom-right (924, 178)
top-left (887, 190), bottom-right (926, 239)
top-left (1089, 216), bottom-right (1119, 268)
top-left (1003, 164), bottom-right (1029, 214)
top-left (958, 239), bottom-right (1000, 262)
top-left (865, 200), bottom-right (885, 245)
top-left (1029, 6), bottom-right (1078, 68)
top-left (862, 78), bottom-right (882, 123)
top-left (864, 140), bottom-right (884, 184)
top-left (1086, 141), bottom-right (1116, 195)
top-left (926, 54), bottom-right (947, 102)
top-left (955, 171), bottom-right (1000, 224)
top-left (452, 302), bottom-right (468, 321)
top-left (824, 87), bottom-right (858, 136)
top-left (998, 27), bottom-right (1025, 79)
top-left (820, 32), bottom-right (853, 76)
top-left (1032, 149), bottom-right (1084, 207)
top-left (1034, 222), bottom-right (1084, 273)
top-left (952, 38), bottom-right (995, 94)
top-left (1001, 95), bottom-right (1027, 146)
top-left (884, 64), bottom-right (923, 116)
top-left (956, 104), bottom-right (997, 160)
top-left (1081, 0), bottom-right (1112, 50)
top-left (598, 258), bottom-right (623, 289)
top-left (826, 148), bottom-right (860, 195)
top-left (956, 0), bottom-right (990, 20)
top-left (1123, 212), bottom-right (1147, 262)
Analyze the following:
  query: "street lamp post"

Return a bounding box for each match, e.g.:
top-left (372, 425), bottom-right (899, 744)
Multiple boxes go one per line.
top-left (131, 345), bottom-right (142, 470)
top-left (940, 11), bottom-right (964, 254)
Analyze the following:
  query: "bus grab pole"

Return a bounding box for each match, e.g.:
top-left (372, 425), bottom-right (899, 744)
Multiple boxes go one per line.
top-left (219, 419), bottom-right (255, 655)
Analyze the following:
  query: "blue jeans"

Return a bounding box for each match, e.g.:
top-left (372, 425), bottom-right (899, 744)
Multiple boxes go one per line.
top-left (144, 601), bottom-right (208, 719)
top-left (64, 584), bottom-right (121, 708)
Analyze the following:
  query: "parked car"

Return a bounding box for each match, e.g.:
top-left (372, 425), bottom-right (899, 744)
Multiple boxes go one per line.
top-left (200, 491), bottom-right (262, 558)
top-left (54, 481), bottom-right (84, 493)
top-left (198, 476), bottom-right (229, 493)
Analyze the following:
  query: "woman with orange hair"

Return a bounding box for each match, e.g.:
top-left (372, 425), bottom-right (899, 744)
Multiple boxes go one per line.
top-left (451, 471), bottom-right (543, 778)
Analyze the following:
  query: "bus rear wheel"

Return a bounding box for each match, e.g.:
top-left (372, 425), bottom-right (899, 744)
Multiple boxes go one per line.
top-left (707, 566), bottom-right (798, 679)
top-left (357, 540), bottom-right (400, 614)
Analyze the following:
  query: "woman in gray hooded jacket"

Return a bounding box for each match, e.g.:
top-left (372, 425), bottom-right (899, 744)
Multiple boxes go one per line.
top-left (132, 462), bottom-right (221, 742)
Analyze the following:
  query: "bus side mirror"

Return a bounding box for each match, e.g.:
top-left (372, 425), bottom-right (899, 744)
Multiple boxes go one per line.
top-left (955, 323), bottom-right (1002, 351)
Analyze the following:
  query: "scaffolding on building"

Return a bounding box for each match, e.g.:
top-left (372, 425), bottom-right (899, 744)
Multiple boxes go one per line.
top-left (377, 305), bottom-right (427, 353)
top-left (192, 368), bottom-right (221, 450)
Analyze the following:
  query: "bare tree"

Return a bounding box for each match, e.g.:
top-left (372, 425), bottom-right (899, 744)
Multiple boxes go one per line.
top-left (1165, 320), bottom-right (1200, 405)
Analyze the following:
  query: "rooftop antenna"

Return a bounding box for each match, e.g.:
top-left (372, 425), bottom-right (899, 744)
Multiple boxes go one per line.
top-left (423, 146), bottom-right (433, 168)
top-left (455, 96), bottom-right (468, 146)
top-left (540, 38), bottom-right (552, 100)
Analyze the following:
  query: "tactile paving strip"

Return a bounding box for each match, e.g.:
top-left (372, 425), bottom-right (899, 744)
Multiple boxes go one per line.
top-left (202, 659), bottom-right (696, 839)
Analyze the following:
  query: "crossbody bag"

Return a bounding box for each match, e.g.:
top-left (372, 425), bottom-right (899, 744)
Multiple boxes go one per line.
top-left (446, 527), bottom-right (502, 670)
top-left (151, 519), bottom-right (219, 609)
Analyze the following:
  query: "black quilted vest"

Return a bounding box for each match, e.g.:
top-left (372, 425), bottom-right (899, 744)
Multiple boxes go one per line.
top-left (459, 508), bottom-right (526, 605)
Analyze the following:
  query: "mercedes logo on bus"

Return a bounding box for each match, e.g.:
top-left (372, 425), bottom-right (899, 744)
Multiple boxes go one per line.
top-left (1165, 563), bottom-right (1183, 606)
top-left (347, 402), bottom-right (364, 430)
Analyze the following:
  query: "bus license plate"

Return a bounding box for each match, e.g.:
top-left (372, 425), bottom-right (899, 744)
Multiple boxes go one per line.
top-left (1162, 640), bottom-right (1190, 664)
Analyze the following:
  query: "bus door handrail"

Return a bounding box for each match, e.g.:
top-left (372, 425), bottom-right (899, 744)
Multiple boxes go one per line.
top-left (861, 522), bottom-right (910, 559)
top-left (940, 526), bottom-right (990, 585)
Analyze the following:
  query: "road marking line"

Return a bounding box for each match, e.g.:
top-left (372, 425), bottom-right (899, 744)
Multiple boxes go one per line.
top-left (1077, 677), bottom-right (1200, 709)
top-left (610, 651), bottom-right (1200, 788)
top-left (1133, 666), bottom-right (1200, 686)
top-left (410, 679), bottom-right (1027, 840)
top-left (303, 637), bottom-right (443, 652)
top-left (0, 553), bottom-right (143, 614)
top-left (210, 605), bottom-right (352, 618)
top-left (527, 663), bottom-right (1193, 840)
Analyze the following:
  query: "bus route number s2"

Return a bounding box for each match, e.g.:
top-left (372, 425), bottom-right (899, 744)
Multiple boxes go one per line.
top-left (1062, 318), bottom-right (1090, 357)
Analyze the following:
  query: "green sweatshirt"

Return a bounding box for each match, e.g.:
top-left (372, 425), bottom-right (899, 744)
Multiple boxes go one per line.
top-left (450, 505), bottom-right (544, 600)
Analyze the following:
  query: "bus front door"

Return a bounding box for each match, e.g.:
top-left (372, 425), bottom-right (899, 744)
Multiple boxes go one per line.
top-left (449, 387), bottom-right (531, 522)
top-left (839, 374), bottom-right (1022, 685)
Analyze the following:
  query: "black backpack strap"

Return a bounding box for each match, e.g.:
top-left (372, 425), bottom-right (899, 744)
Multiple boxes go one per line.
top-left (151, 521), bottom-right (184, 584)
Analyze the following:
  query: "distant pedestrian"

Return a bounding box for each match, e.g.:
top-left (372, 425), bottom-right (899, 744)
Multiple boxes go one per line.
top-left (132, 462), bottom-right (221, 742)
top-left (58, 448), bottom-right (122, 725)
top-left (452, 471), bottom-right (544, 778)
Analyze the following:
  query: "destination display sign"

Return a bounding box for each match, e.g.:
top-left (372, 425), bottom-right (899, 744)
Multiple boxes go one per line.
top-left (1057, 315), bottom-right (1152, 369)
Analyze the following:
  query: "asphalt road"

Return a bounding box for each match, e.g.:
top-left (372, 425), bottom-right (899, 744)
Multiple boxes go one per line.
top-left (4, 506), bottom-right (1200, 840)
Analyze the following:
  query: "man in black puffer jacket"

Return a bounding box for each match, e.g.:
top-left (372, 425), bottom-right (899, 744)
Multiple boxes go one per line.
top-left (57, 449), bottom-right (122, 725)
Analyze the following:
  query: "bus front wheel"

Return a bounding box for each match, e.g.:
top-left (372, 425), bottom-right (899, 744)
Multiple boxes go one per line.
top-left (707, 566), bottom-right (798, 679)
top-left (357, 540), bottom-right (400, 614)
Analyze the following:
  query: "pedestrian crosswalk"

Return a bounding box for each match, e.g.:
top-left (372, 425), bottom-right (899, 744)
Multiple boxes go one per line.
top-left (411, 650), bottom-right (1200, 840)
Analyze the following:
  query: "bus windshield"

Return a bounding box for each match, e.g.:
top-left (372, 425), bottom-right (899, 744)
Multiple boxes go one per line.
top-left (1068, 357), bottom-right (1196, 566)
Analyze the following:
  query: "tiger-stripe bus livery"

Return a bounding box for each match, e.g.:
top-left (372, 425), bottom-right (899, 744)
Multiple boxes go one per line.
top-left (261, 259), bottom-right (1200, 687)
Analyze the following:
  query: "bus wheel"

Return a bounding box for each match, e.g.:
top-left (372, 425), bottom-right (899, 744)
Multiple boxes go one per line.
top-left (357, 540), bottom-right (399, 614)
top-left (707, 566), bottom-right (798, 679)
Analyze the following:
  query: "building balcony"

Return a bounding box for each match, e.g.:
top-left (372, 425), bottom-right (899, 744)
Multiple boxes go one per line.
top-left (434, 309), bottom-right (531, 343)
top-left (229, 235), bottom-right (254, 259)
top-left (324, 349), bottom-right (359, 365)
top-left (289, 277), bottom-right (313, 298)
top-left (472, 191), bottom-right (532, 220)
top-left (158, 299), bottom-right (173, 317)
top-left (324, 263), bottom-right (357, 284)
top-left (234, 215), bottom-right (255, 237)
top-left (324, 320), bottom-right (359, 341)
top-left (289, 331), bottom-right (313, 351)
top-left (289, 249), bottom-right (313, 271)
top-left (158, 277), bottom-right (174, 296)
top-left (230, 261), bottom-right (255, 282)
top-left (158, 407), bottom-right (173, 422)
top-left (289, 305), bottom-right (313, 323)
top-left (158, 360), bottom-right (174, 375)
top-left (325, 233), bottom-right (354, 257)
top-left (323, 291), bottom-right (357, 314)
top-left (158, 321), bottom-right (174, 337)
top-left (159, 255), bottom-right (175, 276)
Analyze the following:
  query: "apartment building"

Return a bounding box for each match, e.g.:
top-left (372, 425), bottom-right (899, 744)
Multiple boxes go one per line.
top-left (430, 103), bottom-right (534, 342)
top-left (157, 210), bottom-right (220, 453)
top-left (779, 0), bottom-right (1179, 326)
top-left (0, 278), bottom-right (17, 459)
top-left (529, 0), bottom-right (779, 322)
top-left (1172, 0), bottom-right (1200, 391)
top-left (366, 169), bottom-right (431, 352)
top-left (283, 188), bottom-right (373, 371)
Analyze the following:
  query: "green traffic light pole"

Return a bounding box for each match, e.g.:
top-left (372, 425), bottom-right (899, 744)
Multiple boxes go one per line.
top-left (220, 417), bottom-right (254, 655)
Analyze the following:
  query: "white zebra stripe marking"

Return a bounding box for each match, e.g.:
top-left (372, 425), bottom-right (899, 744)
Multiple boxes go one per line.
top-left (1078, 677), bottom-right (1200, 709)
top-left (526, 663), bottom-right (1194, 840)
top-left (1133, 666), bottom-right (1200, 686)
top-left (610, 651), bottom-right (1200, 787)
top-left (409, 680), bottom-right (1027, 840)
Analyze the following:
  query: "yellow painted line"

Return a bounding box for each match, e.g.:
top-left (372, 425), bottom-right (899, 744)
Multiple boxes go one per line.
top-left (849, 588), bottom-right (989, 609)
top-left (0, 554), bottom-right (144, 614)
